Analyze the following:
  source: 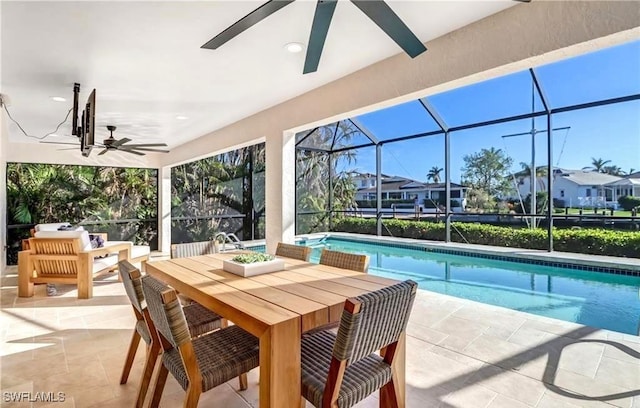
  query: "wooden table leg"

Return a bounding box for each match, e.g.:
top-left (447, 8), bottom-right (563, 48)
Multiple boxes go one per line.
top-left (380, 331), bottom-right (406, 407)
top-left (259, 317), bottom-right (302, 408)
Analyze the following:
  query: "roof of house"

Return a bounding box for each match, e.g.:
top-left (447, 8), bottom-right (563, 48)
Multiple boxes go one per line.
top-left (357, 179), bottom-right (466, 193)
top-left (557, 170), bottom-right (622, 186)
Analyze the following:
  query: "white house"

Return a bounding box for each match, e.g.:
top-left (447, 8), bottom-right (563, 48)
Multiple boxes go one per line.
top-left (352, 172), bottom-right (468, 210)
top-left (517, 169), bottom-right (626, 208)
top-left (606, 171), bottom-right (640, 202)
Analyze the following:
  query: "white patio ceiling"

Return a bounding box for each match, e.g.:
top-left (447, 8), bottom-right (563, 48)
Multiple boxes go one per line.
top-left (1, 1), bottom-right (516, 151)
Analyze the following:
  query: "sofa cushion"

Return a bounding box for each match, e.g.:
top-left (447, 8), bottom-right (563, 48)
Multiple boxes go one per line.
top-left (34, 230), bottom-right (92, 251)
top-left (91, 245), bottom-right (149, 274)
top-left (93, 255), bottom-right (120, 274)
top-left (132, 245), bottom-right (151, 260)
top-left (106, 242), bottom-right (150, 260)
top-left (34, 223), bottom-right (87, 232)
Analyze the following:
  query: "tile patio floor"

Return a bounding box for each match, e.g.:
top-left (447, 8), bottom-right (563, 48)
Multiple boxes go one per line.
top-left (1, 261), bottom-right (639, 408)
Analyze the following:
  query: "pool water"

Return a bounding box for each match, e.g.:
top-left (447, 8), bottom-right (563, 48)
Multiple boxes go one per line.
top-left (303, 237), bottom-right (640, 335)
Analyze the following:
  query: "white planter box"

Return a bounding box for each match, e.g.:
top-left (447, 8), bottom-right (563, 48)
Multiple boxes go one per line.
top-left (223, 258), bottom-right (285, 277)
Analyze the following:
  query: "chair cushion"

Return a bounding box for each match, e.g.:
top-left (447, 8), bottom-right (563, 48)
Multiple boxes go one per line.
top-left (162, 325), bottom-right (259, 392)
top-left (34, 230), bottom-right (92, 251)
top-left (301, 330), bottom-right (392, 408)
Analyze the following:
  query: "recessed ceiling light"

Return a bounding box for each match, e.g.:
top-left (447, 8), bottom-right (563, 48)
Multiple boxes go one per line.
top-left (50, 96), bottom-right (66, 102)
top-left (176, 115), bottom-right (189, 120)
top-left (284, 42), bottom-right (304, 53)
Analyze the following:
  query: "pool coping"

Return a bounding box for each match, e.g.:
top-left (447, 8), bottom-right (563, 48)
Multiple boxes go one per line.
top-left (294, 232), bottom-right (640, 277)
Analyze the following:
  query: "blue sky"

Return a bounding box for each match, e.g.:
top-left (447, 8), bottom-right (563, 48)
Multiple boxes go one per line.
top-left (338, 40), bottom-right (640, 183)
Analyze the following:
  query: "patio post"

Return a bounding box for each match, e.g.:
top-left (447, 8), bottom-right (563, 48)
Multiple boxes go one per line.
top-left (546, 113), bottom-right (554, 252)
top-left (158, 165), bottom-right (172, 255)
top-left (445, 130), bottom-right (451, 243)
top-left (266, 130), bottom-right (296, 253)
top-left (531, 68), bottom-right (553, 252)
top-left (0, 110), bottom-right (6, 269)
top-left (376, 144), bottom-right (382, 236)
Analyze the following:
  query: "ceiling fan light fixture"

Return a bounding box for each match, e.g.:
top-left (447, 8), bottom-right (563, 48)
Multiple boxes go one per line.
top-left (50, 96), bottom-right (66, 102)
top-left (284, 42), bottom-right (304, 53)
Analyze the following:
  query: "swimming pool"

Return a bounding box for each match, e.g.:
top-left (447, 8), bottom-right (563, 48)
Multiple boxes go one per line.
top-left (301, 237), bottom-right (640, 335)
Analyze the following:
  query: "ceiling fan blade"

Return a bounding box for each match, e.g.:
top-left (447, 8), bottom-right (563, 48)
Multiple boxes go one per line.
top-left (350, 0), bottom-right (427, 58)
top-left (118, 143), bottom-right (168, 148)
top-left (40, 141), bottom-right (79, 146)
top-left (201, 0), bottom-right (296, 50)
top-left (120, 149), bottom-right (145, 156)
top-left (120, 147), bottom-right (170, 153)
top-left (57, 147), bottom-right (79, 151)
top-left (512, 0), bottom-right (531, 2)
top-left (97, 149), bottom-right (109, 156)
top-left (111, 137), bottom-right (132, 147)
top-left (303, 0), bottom-right (338, 74)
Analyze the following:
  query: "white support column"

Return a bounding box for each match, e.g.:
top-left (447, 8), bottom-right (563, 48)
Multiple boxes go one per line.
top-left (265, 130), bottom-right (295, 253)
top-left (0, 103), bottom-right (6, 271)
top-left (158, 165), bottom-right (172, 255)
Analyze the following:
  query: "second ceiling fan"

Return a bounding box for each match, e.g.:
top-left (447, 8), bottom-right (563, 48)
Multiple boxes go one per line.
top-left (202, 0), bottom-right (530, 75)
top-left (96, 125), bottom-right (169, 156)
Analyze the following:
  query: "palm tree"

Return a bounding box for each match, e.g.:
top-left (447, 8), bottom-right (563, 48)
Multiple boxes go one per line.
top-left (603, 165), bottom-right (625, 176)
top-left (426, 166), bottom-right (443, 184)
top-left (583, 157), bottom-right (612, 173)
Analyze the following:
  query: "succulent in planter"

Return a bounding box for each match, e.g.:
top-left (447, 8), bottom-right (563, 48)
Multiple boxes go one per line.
top-left (231, 253), bottom-right (275, 264)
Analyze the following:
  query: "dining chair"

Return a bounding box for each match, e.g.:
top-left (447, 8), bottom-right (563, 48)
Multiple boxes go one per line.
top-left (141, 274), bottom-right (260, 408)
top-left (275, 242), bottom-right (312, 261)
top-left (319, 249), bottom-right (370, 273)
top-left (300, 279), bottom-right (418, 408)
top-left (171, 240), bottom-right (218, 258)
top-left (118, 260), bottom-right (225, 408)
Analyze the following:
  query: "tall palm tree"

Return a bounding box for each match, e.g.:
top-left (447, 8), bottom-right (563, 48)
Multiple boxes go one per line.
top-left (426, 166), bottom-right (443, 183)
top-left (583, 157), bottom-right (612, 173)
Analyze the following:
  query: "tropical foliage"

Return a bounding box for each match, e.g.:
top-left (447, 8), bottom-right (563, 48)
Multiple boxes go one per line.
top-left (426, 166), bottom-right (443, 183)
top-left (583, 157), bottom-right (627, 176)
top-left (6, 163), bottom-right (158, 264)
top-left (171, 143), bottom-right (265, 243)
top-left (296, 121), bottom-right (359, 234)
top-left (461, 147), bottom-right (514, 198)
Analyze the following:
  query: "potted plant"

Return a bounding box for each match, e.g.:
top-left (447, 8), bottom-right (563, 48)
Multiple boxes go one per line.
top-left (223, 252), bottom-right (285, 277)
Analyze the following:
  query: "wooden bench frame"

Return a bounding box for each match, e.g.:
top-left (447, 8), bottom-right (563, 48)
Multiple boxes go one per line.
top-left (18, 238), bottom-right (137, 299)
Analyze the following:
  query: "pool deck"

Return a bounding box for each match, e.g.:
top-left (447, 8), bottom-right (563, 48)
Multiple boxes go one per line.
top-left (2, 257), bottom-right (640, 407)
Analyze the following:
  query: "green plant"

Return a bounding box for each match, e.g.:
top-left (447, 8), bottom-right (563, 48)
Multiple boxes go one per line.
top-left (331, 217), bottom-right (640, 258)
top-left (618, 196), bottom-right (640, 211)
top-left (231, 252), bottom-right (275, 264)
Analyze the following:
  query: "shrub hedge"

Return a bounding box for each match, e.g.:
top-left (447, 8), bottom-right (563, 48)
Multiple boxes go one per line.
top-left (331, 217), bottom-right (640, 258)
top-left (618, 196), bottom-right (640, 211)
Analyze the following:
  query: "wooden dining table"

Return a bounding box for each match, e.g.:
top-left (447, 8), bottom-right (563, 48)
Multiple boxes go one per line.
top-left (144, 251), bottom-right (406, 408)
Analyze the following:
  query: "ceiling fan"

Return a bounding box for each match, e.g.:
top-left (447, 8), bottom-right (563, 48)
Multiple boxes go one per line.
top-left (96, 125), bottom-right (169, 156)
top-left (40, 125), bottom-right (170, 156)
top-left (202, 0), bottom-right (530, 74)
